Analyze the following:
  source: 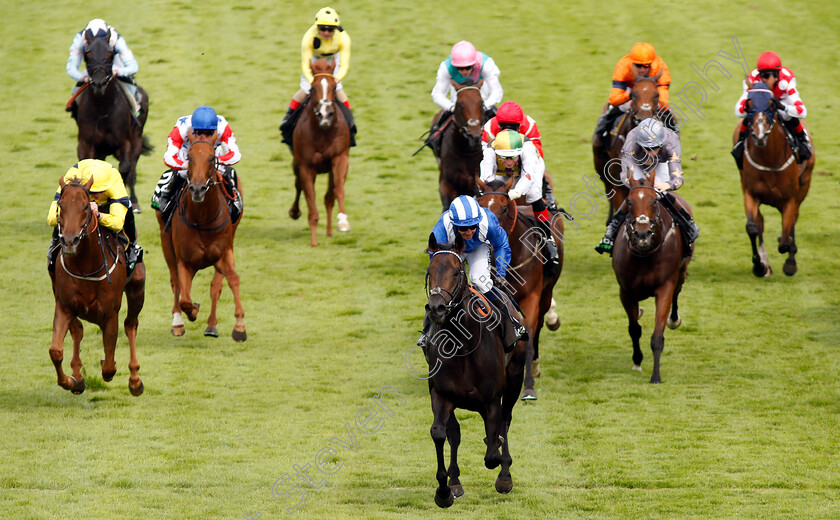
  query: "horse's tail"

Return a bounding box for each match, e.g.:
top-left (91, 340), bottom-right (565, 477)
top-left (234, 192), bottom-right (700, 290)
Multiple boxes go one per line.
top-left (141, 135), bottom-right (154, 156)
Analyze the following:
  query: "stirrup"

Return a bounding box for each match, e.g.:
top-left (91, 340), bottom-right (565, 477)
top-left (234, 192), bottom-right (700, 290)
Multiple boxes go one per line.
top-left (595, 237), bottom-right (614, 255)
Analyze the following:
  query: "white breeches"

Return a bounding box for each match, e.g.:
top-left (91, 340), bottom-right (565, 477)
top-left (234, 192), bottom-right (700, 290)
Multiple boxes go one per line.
top-left (464, 243), bottom-right (494, 293)
top-left (300, 54), bottom-right (344, 93)
top-left (624, 162), bottom-right (670, 186)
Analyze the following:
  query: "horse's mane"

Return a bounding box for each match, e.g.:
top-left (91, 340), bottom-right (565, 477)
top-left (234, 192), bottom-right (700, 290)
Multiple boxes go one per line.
top-left (485, 178), bottom-right (506, 190)
top-left (310, 59), bottom-right (333, 75)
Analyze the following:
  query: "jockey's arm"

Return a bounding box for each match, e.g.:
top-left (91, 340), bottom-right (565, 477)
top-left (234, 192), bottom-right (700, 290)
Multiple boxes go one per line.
top-left (511, 144), bottom-right (542, 196)
top-left (478, 148), bottom-right (498, 182)
top-left (655, 60), bottom-right (672, 107)
top-left (96, 190), bottom-right (130, 233)
top-left (300, 26), bottom-right (318, 84)
top-left (486, 213), bottom-right (512, 278)
top-left (609, 58), bottom-right (633, 106)
top-left (66, 33), bottom-right (87, 82)
top-left (113, 37), bottom-right (138, 77)
top-left (163, 125), bottom-right (188, 170)
top-left (778, 76), bottom-right (807, 119)
top-left (480, 57), bottom-right (503, 107)
top-left (431, 63), bottom-right (456, 111)
top-left (664, 136), bottom-right (684, 190)
top-left (734, 82), bottom-right (750, 118)
top-left (333, 31), bottom-right (351, 83)
top-left (216, 121), bottom-right (241, 165)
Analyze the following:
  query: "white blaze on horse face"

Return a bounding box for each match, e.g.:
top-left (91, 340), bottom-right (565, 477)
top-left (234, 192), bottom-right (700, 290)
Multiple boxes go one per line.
top-left (316, 78), bottom-right (333, 125)
top-left (320, 78), bottom-right (328, 100)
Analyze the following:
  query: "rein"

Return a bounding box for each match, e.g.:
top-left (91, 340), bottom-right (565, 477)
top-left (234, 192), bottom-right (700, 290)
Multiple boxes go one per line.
top-left (177, 141), bottom-right (232, 231)
top-left (57, 183), bottom-right (117, 283)
top-left (426, 250), bottom-right (467, 315)
top-left (746, 114), bottom-right (796, 171)
top-left (624, 186), bottom-right (670, 257)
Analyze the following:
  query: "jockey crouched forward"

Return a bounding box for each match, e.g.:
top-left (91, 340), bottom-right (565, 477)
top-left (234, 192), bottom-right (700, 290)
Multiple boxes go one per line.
top-left (47, 159), bottom-right (143, 277)
top-left (150, 106), bottom-right (243, 225)
top-left (595, 118), bottom-right (699, 256)
top-left (480, 129), bottom-right (559, 266)
top-left (417, 195), bottom-right (527, 357)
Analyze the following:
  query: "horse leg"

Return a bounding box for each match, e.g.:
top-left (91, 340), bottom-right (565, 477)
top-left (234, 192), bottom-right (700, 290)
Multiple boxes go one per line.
top-left (439, 179), bottom-right (456, 211)
top-left (289, 160), bottom-right (303, 220)
top-left (519, 292), bottom-right (540, 400)
top-left (99, 312), bottom-right (119, 382)
top-left (744, 191), bottom-right (771, 276)
top-left (619, 288), bottom-right (644, 371)
top-left (778, 201), bottom-right (799, 276)
top-left (156, 212), bottom-right (184, 335)
top-left (650, 281), bottom-right (677, 384)
top-left (216, 248), bottom-right (247, 342)
top-left (446, 412), bottom-right (464, 499)
top-left (124, 263), bottom-right (145, 396)
top-left (498, 348), bottom-right (524, 495)
top-left (482, 401), bottom-right (504, 470)
top-left (331, 153), bottom-right (350, 232)
top-left (325, 169), bottom-right (335, 237)
top-left (430, 389), bottom-right (455, 508)
top-left (299, 165), bottom-right (320, 247)
top-left (50, 307), bottom-right (77, 391)
top-left (204, 268), bottom-right (223, 338)
top-left (177, 261), bottom-right (200, 322)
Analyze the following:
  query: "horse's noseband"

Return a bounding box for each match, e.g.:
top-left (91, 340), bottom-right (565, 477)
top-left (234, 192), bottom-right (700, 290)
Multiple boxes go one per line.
top-left (426, 250), bottom-right (467, 315)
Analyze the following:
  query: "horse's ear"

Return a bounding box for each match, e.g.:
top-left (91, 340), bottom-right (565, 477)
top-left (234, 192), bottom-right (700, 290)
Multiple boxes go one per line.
top-left (84, 176), bottom-right (94, 190)
top-left (428, 232), bottom-right (439, 253)
top-left (646, 169), bottom-right (656, 187)
top-left (652, 69), bottom-right (663, 82)
top-left (628, 175), bottom-right (639, 188)
top-left (450, 79), bottom-right (460, 90)
top-left (453, 231), bottom-right (465, 253)
top-left (476, 79), bottom-right (484, 89)
top-left (745, 98), bottom-right (753, 113)
top-left (59, 176), bottom-right (66, 188)
top-left (504, 176), bottom-right (516, 192)
top-left (477, 178), bottom-right (489, 194)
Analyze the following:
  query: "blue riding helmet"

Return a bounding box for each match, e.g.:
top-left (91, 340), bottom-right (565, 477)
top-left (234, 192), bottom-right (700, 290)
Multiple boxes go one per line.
top-left (449, 195), bottom-right (482, 227)
top-left (191, 106), bottom-right (218, 131)
top-left (637, 118), bottom-right (666, 148)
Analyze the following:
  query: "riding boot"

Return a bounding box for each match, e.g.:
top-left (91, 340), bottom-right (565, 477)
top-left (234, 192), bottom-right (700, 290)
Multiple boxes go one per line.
top-left (731, 126), bottom-right (747, 169)
top-left (151, 169), bottom-right (186, 223)
top-left (47, 228), bottom-right (60, 272)
top-left (416, 314), bottom-right (432, 362)
top-left (536, 219), bottom-right (559, 266)
top-left (279, 107), bottom-right (296, 145)
top-left (427, 111), bottom-right (452, 157)
top-left (542, 178), bottom-right (558, 211)
top-left (595, 209), bottom-right (626, 255)
top-left (125, 242), bottom-right (144, 279)
top-left (660, 193), bottom-right (700, 251)
top-left (486, 287), bottom-right (527, 353)
top-left (594, 105), bottom-right (621, 150)
top-left (659, 107), bottom-right (680, 136)
top-left (795, 129), bottom-right (812, 162)
top-left (337, 102), bottom-right (357, 147)
top-left (222, 167), bottom-right (243, 223)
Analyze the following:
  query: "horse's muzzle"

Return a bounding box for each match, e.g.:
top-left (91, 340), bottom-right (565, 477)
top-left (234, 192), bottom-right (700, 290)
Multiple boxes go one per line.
top-left (427, 301), bottom-right (447, 324)
top-left (60, 235), bottom-right (81, 255)
top-left (189, 184), bottom-right (209, 203)
top-left (633, 229), bottom-right (654, 249)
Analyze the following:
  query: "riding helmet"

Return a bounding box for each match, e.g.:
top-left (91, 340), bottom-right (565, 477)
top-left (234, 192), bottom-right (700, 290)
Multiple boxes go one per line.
top-left (496, 102), bottom-right (524, 126)
top-left (491, 129), bottom-right (525, 158)
top-left (191, 106), bottom-right (218, 131)
top-left (315, 7), bottom-right (341, 26)
top-left (629, 42), bottom-right (656, 65)
top-left (449, 196), bottom-right (482, 227)
top-left (756, 51), bottom-right (782, 71)
top-left (636, 118), bottom-right (666, 148)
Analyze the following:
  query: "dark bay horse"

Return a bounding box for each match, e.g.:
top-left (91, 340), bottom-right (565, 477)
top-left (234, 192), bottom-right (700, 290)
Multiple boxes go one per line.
top-left (157, 135), bottom-right (246, 341)
top-left (288, 59), bottom-right (351, 247)
top-left (425, 233), bottom-right (526, 507)
top-left (478, 178), bottom-right (563, 400)
top-left (734, 90), bottom-right (815, 276)
top-left (611, 172), bottom-right (692, 384)
top-left (434, 82), bottom-right (486, 209)
top-left (74, 32), bottom-right (151, 212)
top-left (592, 73), bottom-right (663, 224)
top-left (49, 177), bottom-right (145, 395)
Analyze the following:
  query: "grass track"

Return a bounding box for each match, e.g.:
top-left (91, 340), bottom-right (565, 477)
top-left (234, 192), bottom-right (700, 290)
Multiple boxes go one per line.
top-left (1, 1), bottom-right (839, 518)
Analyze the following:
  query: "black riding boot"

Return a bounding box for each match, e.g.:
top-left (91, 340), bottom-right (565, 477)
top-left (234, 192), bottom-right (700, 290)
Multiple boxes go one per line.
top-left (486, 287), bottom-right (527, 352)
top-left (47, 228), bottom-right (60, 272)
top-left (731, 127), bottom-right (748, 169)
top-left (595, 209), bottom-right (626, 255)
top-left (416, 314), bottom-right (431, 361)
top-left (537, 219), bottom-right (559, 266)
top-left (542, 178), bottom-right (557, 211)
top-left (337, 103), bottom-right (357, 147)
top-left (594, 105), bottom-right (621, 150)
top-left (151, 169), bottom-right (187, 224)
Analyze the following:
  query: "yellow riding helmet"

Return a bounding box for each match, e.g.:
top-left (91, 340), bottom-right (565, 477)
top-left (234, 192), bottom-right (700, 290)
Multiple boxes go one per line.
top-left (629, 42), bottom-right (656, 65)
top-left (65, 159), bottom-right (120, 193)
top-left (492, 130), bottom-right (525, 158)
top-left (314, 7), bottom-right (340, 26)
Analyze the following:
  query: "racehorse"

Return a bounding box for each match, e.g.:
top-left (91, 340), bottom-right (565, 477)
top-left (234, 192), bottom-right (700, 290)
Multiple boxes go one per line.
top-left (477, 178), bottom-right (562, 400)
top-left (73, 32), bottom-right (151, 212)
top-left (611, 171), bottom-right (692, 384)
top-left (49, 177), bottom-right (145, 395)
top-left (288, 59), bottom-right (351, 247)
top-left (157, 135), bottom-right (246, 341)
top-left (425, 233), bottom-right (526, 507)
top-left (434, 82), bottom-right (486, 209)
top-left (592, 73), bottom-right (663, 224)
top-left (733, 88), bottom-right (815, 277)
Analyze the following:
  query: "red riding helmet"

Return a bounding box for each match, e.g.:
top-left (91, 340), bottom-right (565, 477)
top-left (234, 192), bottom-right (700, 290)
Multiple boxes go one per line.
top-left (496, 101), bottom-right (524, 126)
top-left (756, 51), bottom-right (782, 71)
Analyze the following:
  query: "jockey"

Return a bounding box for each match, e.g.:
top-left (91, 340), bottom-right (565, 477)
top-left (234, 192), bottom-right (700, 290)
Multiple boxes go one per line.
top-left (47, 159), bottom-right (143, 275)
top-left (595, 118), bottom-right (699, 256)
top-left (279, 7), bottom-right (356, 146)
top-left (65, 19), bottom-right (142, 116)
top-left (417, 195), bottom-right (526, 355)
top-left (732, 51), bottom-right (811, 167)
top-left (479, 129), bottom-right (559, 266)
top-left (482, 101), bottom-right (557, 210)
top-left (426, 41), bottom-right (503, 153)
top-left (151, 106), bottom-right (243, 224)
top-left (594, 42), bottom-right (675, 150)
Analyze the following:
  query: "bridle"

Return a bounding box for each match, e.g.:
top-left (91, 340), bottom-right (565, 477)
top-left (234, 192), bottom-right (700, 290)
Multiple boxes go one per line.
top-left (57, 181), bottom-right (117, 282)
top-left (177, 139), bottom-right (230, 231)
top-left (453, 85), bottom-right (483, 145)
top-left (312, 72), bottom-right (336, 126)
top-left (425, 250), bottom-right (468, 316)
top-left (624, 185), bottom-right (667, 257)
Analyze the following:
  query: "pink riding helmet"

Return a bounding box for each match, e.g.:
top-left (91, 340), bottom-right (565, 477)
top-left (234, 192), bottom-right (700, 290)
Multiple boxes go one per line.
top-left (450, 40), bottom-right (479, 68)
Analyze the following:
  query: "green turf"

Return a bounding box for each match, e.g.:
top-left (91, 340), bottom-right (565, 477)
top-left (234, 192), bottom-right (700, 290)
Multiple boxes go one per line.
top-left (2, 1), bottom-right (839, 518)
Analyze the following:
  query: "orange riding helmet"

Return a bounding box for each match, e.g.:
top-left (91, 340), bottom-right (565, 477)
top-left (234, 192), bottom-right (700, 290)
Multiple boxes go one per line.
top-left (629, 42), bottom-right (656, 65)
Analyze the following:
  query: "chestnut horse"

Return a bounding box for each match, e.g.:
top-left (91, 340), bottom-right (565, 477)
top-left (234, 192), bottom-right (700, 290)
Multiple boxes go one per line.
top-left (288, 59), bottom-right (351, 247)
top-left (49, 177), bottom-right (145, 395)
top-left (733, 90), bottom-right (814, 277)
top-left (478, 178), bottom-right (562, 400)
top-left (74, 32), bottom-right (151, 212)
top-left (611, 171), bottom-right (692, 384)
top-left (425, 233), bottom-right (525, 507)
top-left (592, 73), bottom-right (663, 224)
top-left (434, 82), bottom-right (486, 209)
top-left (156, 135), bottom-right (246, 341)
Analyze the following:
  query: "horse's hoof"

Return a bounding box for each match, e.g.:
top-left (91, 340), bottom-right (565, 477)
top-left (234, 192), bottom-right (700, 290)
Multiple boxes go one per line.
top-left (532, 359), bottom-right (540, 378)
top-left (232, 329), bottom-right (247, 342)
top-left (130, 381), bottom-right (144, 396)
top-left (632, 364), bottom-right (642, 372)
top-left (450, 484), bottom-right (464, 499)
top-left (752, 262), bottom-right (769, 277)
top-left (204, 326), bottom-right (219, 338)
top-left (132, 205), bottom-right (142, 214)
top-left (434, 489), bottom-right (454, 508)
top-left (495, 475), bottom-right (514, 494)
top-left (289, 208), bottom-right (301, 220)
top-left (102, 370), bottom-right (116, 383)
top-left (783, 259), bottom-right (797, 276)
top-left (184, 302), bottom-right (200, 322)
top-left (667, 315), bottom-right (681, 329)
top-left (171, 325), bottom-right (185, 336)
top-left (638, 308), bottom-right (644, 319)
top-left (545, 311), bottom-right (560, 331)
top-left (520, 388), bottom-right (538, 400)
top-left (70, 376), bottom-right (86, 394)
top-left (337, 213), bottom-right (351, 232)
